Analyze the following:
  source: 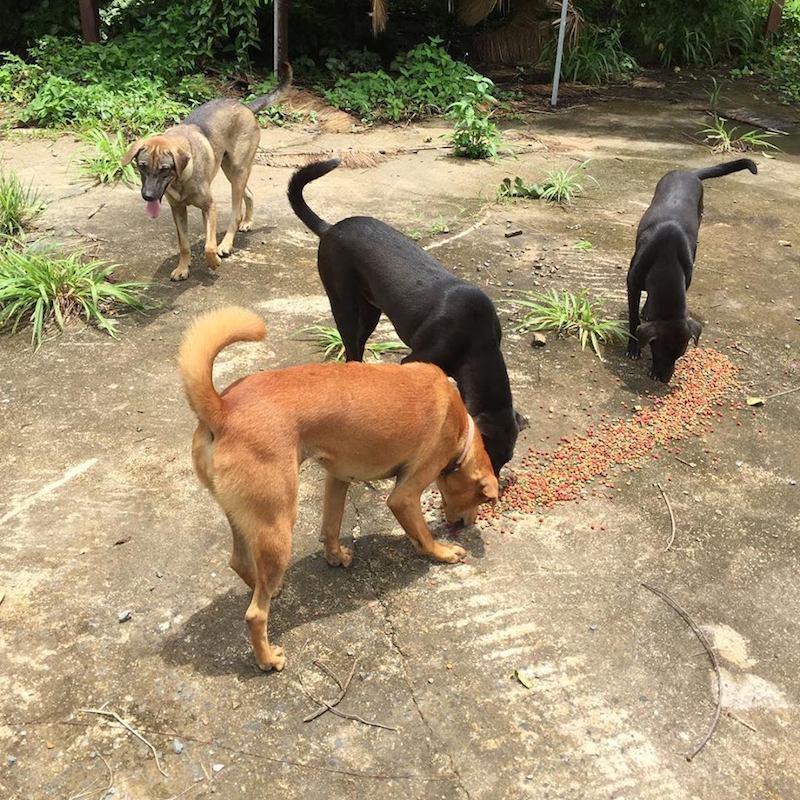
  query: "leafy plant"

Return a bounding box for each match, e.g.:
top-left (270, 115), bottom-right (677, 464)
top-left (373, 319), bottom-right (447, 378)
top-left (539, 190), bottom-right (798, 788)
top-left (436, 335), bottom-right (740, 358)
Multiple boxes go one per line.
top-left (544, 23), bottom-right (637, 85)
top-left (0, 170), bottom-right (46, 236)
top-left (0, 242), bottom-right (148, 348)
top-left (699, 115), bottom-right (780, 153)
top-left (706, 77), bottom-right (722, 113)
top-left (294, 325), bottom-right (407, 362)
top-left (538, 161), bottom-right (594, 205)
top-left (75, 127), bottom-right (138, 185)
top-left (448, 74), bottom-right (501, 160)
top-left (506, 288), bottom-right (627, 361)
top-left (497, 176), bottom-right (543, 200)
top-left (574, 239), bottom-right (593, 251)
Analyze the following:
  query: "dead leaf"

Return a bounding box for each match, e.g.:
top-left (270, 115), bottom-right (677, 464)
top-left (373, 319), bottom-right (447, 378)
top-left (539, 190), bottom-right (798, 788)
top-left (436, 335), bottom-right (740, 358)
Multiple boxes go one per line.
top-left (114, 536), bottom-right (131, 546)
top-left (746, 396), bottom-right (765, 407)
top-left (514, 669), bottom-right (535, 689)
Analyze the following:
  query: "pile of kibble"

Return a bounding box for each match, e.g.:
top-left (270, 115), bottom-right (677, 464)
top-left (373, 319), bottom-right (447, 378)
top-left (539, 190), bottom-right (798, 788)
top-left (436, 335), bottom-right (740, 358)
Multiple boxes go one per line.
top-left (479, 346), bottom-right (738, 520)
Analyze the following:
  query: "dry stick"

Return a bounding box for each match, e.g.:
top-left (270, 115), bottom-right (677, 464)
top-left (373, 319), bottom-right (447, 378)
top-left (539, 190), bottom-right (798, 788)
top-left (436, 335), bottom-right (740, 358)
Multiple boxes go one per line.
top-left (302, 686), bottom-right (398, 732)
top-left (655, 482), bottom-right (677, 552)
top-left (81, 708), bottom-right (167, 777)
top-left (726, 710), bottom-right (757, 733)
top-left (675, 456), bottom-right (695, 468)
top-left (640, 583), bottom-right (721, 762)
top-left (302, 659), bottom-right (358, 723)
top-left (763, 385), bottom-right (800, 401)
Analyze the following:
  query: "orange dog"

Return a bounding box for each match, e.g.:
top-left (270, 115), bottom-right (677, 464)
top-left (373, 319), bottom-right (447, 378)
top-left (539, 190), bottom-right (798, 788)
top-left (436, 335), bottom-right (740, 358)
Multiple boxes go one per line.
top-left (179, 307), bottom-right (498, 671)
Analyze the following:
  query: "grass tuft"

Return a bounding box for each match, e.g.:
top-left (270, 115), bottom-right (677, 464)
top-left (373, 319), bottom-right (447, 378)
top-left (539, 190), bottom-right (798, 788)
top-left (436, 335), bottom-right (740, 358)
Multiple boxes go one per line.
top-left (76, 127), bottom-right (139, 185)
top-left (506, 288), bottom-right (627, 361)
top-left (0, 170), bottom-right (46, 236)
top-left (0, 242), bottom-right (148, 348)
top-left (699, 115), bottom-right (781, 153)
top-left (498, 162), bottom-right (594, 206)
top-left (294, 324), bottom-right (407, 362)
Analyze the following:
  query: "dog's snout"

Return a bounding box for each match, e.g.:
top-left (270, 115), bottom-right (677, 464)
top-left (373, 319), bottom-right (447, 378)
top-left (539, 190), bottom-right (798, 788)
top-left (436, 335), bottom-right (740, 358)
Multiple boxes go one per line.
top-left (142, 189), bottom-right (157, 202)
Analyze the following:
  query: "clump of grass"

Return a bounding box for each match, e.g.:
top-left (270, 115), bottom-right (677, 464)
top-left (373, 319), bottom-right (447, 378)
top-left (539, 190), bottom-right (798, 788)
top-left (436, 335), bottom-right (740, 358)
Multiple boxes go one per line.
top-left (573, 239), bottom-right (593, 251)
top-left (0, 242), bottom-right (148, 348)
top-left (76, 127), bottom-right (138, 185)
top-left (506, 288), bottom-right (627, 361)
top-left (699, 115), bottom-right (780, 153)
top-left (497, 162), bottom-right (594, 206)
top-left (0, 170), bottom-right (46, 236)
top-left (295, 324), bottom-right (407, 362)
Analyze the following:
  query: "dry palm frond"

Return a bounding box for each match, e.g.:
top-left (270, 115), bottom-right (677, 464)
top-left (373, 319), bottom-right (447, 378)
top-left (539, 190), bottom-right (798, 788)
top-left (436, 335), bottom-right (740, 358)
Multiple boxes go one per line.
top-left (545, 0), bottom-right (585, 50)
top-left (457, 0), bottom-right (500, 26)
top-left (371, 0), bottom-right (388, 34)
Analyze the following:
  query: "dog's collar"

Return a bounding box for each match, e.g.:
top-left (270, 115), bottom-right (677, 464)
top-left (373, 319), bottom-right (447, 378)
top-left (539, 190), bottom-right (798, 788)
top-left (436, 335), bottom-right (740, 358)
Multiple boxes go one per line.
top-left (441, 415), bottom-right (474, 477)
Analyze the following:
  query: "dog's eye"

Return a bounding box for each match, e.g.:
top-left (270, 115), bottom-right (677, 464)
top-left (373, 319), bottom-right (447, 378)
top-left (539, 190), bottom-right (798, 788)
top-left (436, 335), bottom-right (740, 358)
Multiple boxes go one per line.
top-left (160, 165), bottom-right (171, 172)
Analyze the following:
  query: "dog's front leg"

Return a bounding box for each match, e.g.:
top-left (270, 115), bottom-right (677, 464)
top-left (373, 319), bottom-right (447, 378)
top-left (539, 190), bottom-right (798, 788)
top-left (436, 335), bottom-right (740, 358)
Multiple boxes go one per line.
top-left (202, 202), bottom-right (221, 271)
top-left (387, 484), bottom-right (465, 563)
top-left (626, 278), bottom-right (642, 359)
top-left (169, 203), bottom-right (191, 281)
top-left (321, 474), bottom-right (353, 567)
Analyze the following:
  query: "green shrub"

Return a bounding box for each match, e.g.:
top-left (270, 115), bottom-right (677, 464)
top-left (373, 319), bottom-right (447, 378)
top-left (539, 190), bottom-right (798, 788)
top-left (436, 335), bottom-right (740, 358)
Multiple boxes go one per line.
top-left (324, 37), bottom-right (500, 123)
top-left (0, 170), bottom-right (46, 236)
top-left (0, 242), bottom-right (148, 349)
top-left (546, 24), bottom-right (637, 85)
top-left (75, 127), bottom-right (139, 185)
top-left (448, 75), bottom-right (501, 160)
top-left (759, 0), bottom-right (800, 102)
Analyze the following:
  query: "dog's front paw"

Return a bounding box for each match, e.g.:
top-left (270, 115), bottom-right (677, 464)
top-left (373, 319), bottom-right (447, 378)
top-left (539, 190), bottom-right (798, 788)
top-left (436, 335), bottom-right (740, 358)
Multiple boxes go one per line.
top-left (325, 544), bottom-right (353, 568)
top-left (216, 241), bottom-right (233, 258)
top-left (626, 341), bottom-right (641, 360)
top-left (431, 542), bottom-right (466, 564)
top-left (170, 265), bottom-right (190, 282)
top-left (205, 249), bottom-right (221, 270)
top-left (238, 220), bottom-right (252, 232)
top-left (257, 645), bottom-right (286, 673)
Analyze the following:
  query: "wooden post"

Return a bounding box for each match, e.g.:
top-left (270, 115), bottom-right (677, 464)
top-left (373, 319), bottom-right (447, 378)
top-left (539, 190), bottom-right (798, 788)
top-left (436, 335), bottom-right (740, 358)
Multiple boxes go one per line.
top-left (766, 0), bottom-right (785, 36)
top-left (78, 0), bottom-right (101, 43)
top-left (274, 0), bottom-right (289, 74)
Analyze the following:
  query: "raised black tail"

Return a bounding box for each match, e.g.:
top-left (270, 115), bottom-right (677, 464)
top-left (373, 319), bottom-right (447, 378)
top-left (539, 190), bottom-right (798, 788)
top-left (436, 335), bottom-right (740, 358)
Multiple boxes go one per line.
top-left (246, 63), bottom-right (292, 113)
top-left (694, 159), bottom-right (758, 180)
top-left (287, 158), bottom-right (341, 237)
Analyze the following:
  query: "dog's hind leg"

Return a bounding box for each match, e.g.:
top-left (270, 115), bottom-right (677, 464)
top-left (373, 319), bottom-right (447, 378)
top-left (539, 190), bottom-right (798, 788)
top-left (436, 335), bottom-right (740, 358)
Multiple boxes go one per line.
top-left (201, 201), bottom-right (221, 271)
top-left (240, 186), bottom-right (254, 232)
top-left (321, 474), bottom-right (353, 567)
top-left (218, 159), bottom-right (252, 257)
top-left (387, 475), bottom-right (466, 564)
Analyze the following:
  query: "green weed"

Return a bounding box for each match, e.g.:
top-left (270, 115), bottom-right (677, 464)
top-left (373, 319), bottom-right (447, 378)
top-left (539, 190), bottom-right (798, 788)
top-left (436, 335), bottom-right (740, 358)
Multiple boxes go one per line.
top-left (699, 115), bottom-right (780, 153)
top-left (294, 325), bottom-right (407, 362)
top-left (573, 239), bottom-right (593, 251)
top-left (75, 127), bottom-right (138, 185)
top-left (497, 177), bottom-right (543, 200)
top-left (0, 242), bottom-right (148, 348)
top-left (546, 24), bottom-right (637, 85)
top-left (506, 288), bottom-right (627, 361)
top-left (448, 74), bottom-right (501, 160)
top-left (0, 170), bottom-right (46, 236)
top-left (538, 162), bottom-right (594, 205)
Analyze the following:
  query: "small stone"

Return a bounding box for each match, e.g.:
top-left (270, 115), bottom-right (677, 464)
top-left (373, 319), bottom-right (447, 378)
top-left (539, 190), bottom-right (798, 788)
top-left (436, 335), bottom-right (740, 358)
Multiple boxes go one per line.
top-left (779, 240), bottom-right (792, 247)
top-left (7, 755), bottom-right (17, 766)
top-left (505, 229), bottom-right (523, 238)
top-left (789, 478), bottom-right (797, 486)
top-left (427, 677), bottom-right (434, 684)
top-left (172, 739), bottom-right (184, 754)
top-left (118, 610), bottom-right (132, 623)
top-left (157, 622), bottom-right (170, 632)
top-left (531, 333), bottom-right (547, 348)
top-left (212, 763), bottom-right (224, 773)
top-left (588, 624), bottom-right (598, 632)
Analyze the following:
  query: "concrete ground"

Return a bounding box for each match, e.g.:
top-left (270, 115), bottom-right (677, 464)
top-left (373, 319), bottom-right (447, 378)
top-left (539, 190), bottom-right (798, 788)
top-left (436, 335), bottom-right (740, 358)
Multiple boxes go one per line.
top-left (1, 77), bottom-right (799, 799)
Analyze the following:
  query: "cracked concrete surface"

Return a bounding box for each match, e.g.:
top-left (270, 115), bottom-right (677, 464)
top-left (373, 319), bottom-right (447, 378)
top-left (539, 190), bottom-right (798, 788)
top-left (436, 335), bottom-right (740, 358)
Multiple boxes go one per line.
top-left (1, 77), bottom-right (799, 798)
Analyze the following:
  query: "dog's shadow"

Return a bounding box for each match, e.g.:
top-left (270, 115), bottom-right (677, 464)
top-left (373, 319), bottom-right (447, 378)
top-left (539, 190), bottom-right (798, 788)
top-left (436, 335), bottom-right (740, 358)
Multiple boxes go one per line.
top-left (159, 527), bottom-right (485, 679)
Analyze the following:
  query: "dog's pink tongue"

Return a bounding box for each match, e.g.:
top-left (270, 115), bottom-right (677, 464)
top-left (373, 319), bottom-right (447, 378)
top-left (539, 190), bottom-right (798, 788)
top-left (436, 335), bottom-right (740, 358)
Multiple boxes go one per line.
top-left (145, 200), bottom-right (161, 219)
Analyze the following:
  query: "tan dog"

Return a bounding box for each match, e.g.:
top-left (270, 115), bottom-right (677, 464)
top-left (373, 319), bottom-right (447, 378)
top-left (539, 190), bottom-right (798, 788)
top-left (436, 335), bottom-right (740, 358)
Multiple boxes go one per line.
top-left (179, 307), bottom-right (498, 671)
top-left (123, 65), bottom-right (291, 281)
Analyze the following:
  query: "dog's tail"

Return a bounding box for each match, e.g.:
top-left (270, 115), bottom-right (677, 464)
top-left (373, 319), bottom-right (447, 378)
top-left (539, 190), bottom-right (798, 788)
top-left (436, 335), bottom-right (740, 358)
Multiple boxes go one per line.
top-left (246, 62), bottom-right (293, 113)
top-left (287, 158), bottom-right (341, 237)
top-left (694, 158), bottom-right (758, 180)
top-left (178, 307), bottom-right (266, 433)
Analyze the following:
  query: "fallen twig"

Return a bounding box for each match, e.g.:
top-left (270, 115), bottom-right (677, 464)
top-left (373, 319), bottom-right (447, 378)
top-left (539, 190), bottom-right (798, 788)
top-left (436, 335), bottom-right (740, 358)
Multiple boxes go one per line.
top-left (87, 203), bottom-right (106, 220)
top-left (655, 482), bottom-right (677, 552)
top-left (81, 707), bottom-right (167, 776)
top-left (729, 343), bottom-right (751, 356)
top-left (641, 582), bottom-right (721, 761)
top-left (674, 456), bottom-right (695, 468)
top-left (726, 710), bottom-right (757, 733)
top-left (301, 658), bottom-right (397, 731)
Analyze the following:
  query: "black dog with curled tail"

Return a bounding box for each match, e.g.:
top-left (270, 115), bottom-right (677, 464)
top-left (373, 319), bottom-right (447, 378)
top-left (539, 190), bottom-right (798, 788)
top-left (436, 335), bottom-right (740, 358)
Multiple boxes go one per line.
top-left (626, 158), bottom-right (757, 383)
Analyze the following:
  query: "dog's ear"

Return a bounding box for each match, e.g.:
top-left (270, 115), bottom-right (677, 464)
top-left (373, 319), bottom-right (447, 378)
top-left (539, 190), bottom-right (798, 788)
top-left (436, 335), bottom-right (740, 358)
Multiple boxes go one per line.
top-left (170, 146), bottom-right (191, 177)
top-left (515, 410), bottom-right (529, 432)
top-left (635, 321), bottom-right (657, 350)
top-left (480, 475), bottom-right (499, 501)
top-left (687, 318), bottom-right (703, 346)
top-left (121, 138), bottom-right (145, 166)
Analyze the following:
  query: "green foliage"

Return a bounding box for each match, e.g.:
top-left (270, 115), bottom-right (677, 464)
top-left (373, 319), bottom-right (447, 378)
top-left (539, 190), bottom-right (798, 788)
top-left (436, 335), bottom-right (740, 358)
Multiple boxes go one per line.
top-left (545, 24), bottom-right (636, 85)
top-left (498, 176), bottom-right (543, 200)
top-left (574, 239), bottom-right (593, 251)
top-left (0, 170), bottom-right (46, 237)
top-left (324, 37), bottom-right (499, 123)
top-left (295, 325), bottom-right (407, 362)
top-left (759, 0), bottom-right (800, 102)
top-left (612, 0), bottom-right (767, 66)
top-left (75, 127), bottom-right (139, 186)
top-left (500, 163), bottom-right (594, 205)
top-left (448, 74), bottom-right (501, 160)
top-left (506, 289), bottom-right (627, 361)
top-left (699, 115), bottom-right (780, 153)
top-left (0, 242), bottom-right (148, 349)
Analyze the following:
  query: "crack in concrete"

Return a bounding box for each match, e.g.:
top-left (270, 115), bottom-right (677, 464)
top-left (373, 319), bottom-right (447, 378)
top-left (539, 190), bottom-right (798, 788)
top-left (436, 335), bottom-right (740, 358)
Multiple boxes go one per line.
top-left (348, 490), bottom-right (472, 800)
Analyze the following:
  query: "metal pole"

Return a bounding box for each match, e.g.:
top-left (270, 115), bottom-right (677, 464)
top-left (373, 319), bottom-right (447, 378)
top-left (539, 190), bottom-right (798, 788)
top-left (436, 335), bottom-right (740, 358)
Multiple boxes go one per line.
top-left (274, 0), bottom-right (289, 74)
top-left (550, 0), bottom-right (569, 107)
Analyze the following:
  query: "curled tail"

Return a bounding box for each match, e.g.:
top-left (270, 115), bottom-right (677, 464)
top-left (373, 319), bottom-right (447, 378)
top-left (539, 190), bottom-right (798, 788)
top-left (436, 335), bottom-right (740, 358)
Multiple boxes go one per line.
top-left (178, 307), bottom-right (266, 433)
top-left (694, 158), bottom-right (757, 180)
top-left (246, 63), bottom-right (293, 113)
top-left (287, 158), bottom-right (341, 236)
